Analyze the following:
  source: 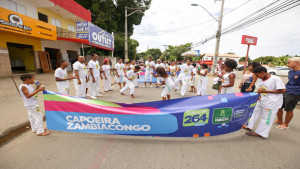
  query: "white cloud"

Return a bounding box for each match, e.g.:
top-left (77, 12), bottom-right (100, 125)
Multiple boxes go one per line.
top-left (131, 0), bottom-right (300, 59)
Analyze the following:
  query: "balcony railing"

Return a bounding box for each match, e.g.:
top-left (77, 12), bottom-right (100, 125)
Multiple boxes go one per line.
top-left (56, 26), bottom-right (76, 39)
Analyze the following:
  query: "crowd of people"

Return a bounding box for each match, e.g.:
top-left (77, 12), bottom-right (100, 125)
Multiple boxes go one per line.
top-left (17, 53), bottom-right (300, 138)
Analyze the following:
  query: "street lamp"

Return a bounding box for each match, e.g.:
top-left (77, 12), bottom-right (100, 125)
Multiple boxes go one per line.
top-left (192, 0), bottom-right (225, 76)
top-left (125, 6), bottom-right (146, 62)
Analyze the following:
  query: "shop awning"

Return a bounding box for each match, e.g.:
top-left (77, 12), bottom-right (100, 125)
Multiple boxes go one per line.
top-left (57, 37), bottom-right (114, 51)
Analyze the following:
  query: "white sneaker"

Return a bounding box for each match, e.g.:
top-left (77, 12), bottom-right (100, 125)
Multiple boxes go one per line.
top-left (96, 92), bottom-right (103, 97)
top-left (91, 96), bottom-right (97, 99)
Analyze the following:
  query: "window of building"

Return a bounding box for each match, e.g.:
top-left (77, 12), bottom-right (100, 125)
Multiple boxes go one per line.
top-left (51, 18), bottom-right (61, 27)
top-left (68, 25), bottom-right (75, 32)
top-left (38, 12), bottom-right (48, 23)
top-left (8, 0), bottom-right (27, 15)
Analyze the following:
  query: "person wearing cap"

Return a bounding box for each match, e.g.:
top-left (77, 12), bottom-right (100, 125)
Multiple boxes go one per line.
top-left (143, 57), bottom-right (155, 87)
top-left (155, 59), bottom-right (165, 88)
top-left (102, 59), bottom-right (112, 92)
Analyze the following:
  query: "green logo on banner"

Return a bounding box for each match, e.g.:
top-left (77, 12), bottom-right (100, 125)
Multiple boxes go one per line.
top-left (183, 109), bottom-right (209, 127)
top-left (212, 108), bottom-right (232, 124)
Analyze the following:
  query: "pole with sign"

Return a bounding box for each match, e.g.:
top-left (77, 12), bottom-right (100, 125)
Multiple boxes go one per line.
top-left (241, 35), bottom-right (258, 74)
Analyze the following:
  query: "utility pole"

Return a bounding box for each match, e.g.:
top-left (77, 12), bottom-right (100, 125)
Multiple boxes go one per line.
top-left (125, 6), bottom-right (145, 62)
top-left (212, 0), bottom-right (225, 76)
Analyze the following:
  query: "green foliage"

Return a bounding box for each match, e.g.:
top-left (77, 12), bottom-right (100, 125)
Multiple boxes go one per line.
top-left (252, 55), bottom-right (291, 66)
top-left (163, 43), bottom-right (192, 61)
top-left (75, 0), bottom-right (152, 58)
top-left (136, 48), bottom-right (162, 61)
top-left (253, 56), bottom-right (276, 64)
top-left (239, 57), bottom-right (252, 63)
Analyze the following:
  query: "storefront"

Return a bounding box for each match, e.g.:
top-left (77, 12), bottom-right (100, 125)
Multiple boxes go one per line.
top-left (0, 6), bottom-right (56, 76)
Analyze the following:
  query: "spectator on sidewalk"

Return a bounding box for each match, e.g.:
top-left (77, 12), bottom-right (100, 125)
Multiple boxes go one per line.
top-left (55, 59), bottom-right (75, 95)
top-left (239, 62), bottom-right (261, 92)
top-left (245, 66), bottom-right (286, 138)
top-left (275, 57), bottom-right (300, 129)
top-left (19, 74), bottom-right (50, 136)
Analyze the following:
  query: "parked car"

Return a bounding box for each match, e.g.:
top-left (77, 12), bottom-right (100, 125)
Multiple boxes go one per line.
top-left (267, 67), bottom-right (290, 76)
top-left (236, 65), bottom-right (246, 71)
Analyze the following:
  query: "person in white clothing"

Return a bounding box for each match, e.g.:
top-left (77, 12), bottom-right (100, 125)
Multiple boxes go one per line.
top-left (88, 53), bottom-right (103, 99)
top-left (143, 57), bottom-right (155, 87)
top-left (163, 61), bottom-right (169, 72)
top-left (197, 63), bottom-right (209, 96)
top-left (168, 62), bottom-right (177, 82)
top-left (130, 60), bottom-right (139, 88)
top-left (115, 58), bottom-right (126, 89)
top-left (152, 67), bottom-right (175, 100)
top-left (73, 56), bottom-right (88, 97)
top-left (245, 66), bottom-right (286, 138)
top-left (189, 63), bottom-right (198, 93)
top-left (175, 59), bottom-right (194, 97)
top-left (155, 59), bottom-right (165, 88)
top-left (55, 59), bottom-right (75, 95)
top-left (102, 59), bottom-right (112, 92)
top-left (19, 74), bottom-right (50, 136)
top-left (121, 66), bottom-right (140, 98)
top-left (219, 59), bottom-right (238, 94)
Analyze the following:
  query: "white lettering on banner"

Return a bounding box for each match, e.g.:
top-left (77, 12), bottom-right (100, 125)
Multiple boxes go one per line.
top-left (91, 32), bottom-right (112, 46)
top-left (66, 116), bottom-right (151, 132)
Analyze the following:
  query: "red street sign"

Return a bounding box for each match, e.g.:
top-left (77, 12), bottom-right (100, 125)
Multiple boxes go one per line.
top-left (241, 35), bottom-right (258, 46)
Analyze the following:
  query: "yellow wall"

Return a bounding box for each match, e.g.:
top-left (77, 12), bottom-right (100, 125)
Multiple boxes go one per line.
top-left (37, 8), bottom-right (76, 30)
top-left (0, 31), bottom-right (42, 51)
top-left (0, 31), bottom-right (42, 71)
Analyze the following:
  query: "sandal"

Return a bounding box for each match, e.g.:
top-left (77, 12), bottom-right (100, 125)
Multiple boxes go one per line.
top-left (246, 131), bottom-right (262, 137)
top-left (37, 131), bottom-right (50, 136)
top-left (273, 121), bottom-right (283, 125)
top-left (276, 125), bottom-right (289, 130)
top-left (243, 127), bottom-right (252, 131)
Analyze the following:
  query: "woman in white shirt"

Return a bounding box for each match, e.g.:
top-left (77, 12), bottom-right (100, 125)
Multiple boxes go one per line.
top-left (219, 59), bottom-right (238, 94)
top-left (102, 59), bottom-right (112, 92)
top-left (197, 63), bottom-right (209, 96)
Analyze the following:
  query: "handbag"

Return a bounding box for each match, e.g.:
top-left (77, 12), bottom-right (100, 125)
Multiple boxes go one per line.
top-left (212, 81), bottom-right (222, 90)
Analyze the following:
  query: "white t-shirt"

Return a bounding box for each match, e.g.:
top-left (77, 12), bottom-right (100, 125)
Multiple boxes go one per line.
top-left (164, 64), bottom-right (169, 71)
top-left (102, 65), bottom-right (111, 76)
top-left (19, 84), bottom-right (38, 107)
top-left (130, 64), bottom-right (135, 70)
top-left (115, 63), bottom-right (125, 76)
top-left (55, 67), bottom-right (69, 88)
top-left (73, 61), bottom-right (87, 78)
top-left (126, 70), bottom-right (137, 81)
top-left (145, 61), bottom-right (155, 72)
top-left (88, 60), bottom-right (100, 78)
top-left (155, 63), bottom-right (164, 69)
top-left (169, 65), bottom-right (176, 75)
top-left (257, 75), bottom-right (286, 109)
top-left (179, 64), bottom-right (194, 77)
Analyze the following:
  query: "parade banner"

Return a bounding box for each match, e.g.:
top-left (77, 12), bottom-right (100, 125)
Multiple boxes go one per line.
top-left (43, 91), bottom-right (259, 137)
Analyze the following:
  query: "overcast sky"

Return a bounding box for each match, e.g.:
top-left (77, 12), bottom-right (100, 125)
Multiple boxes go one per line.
top-left (131, 0), bottom-right (300, 59)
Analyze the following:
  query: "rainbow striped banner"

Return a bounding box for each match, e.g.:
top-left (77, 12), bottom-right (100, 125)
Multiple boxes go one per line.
top-left (43, 91), bottom-right (259, 137)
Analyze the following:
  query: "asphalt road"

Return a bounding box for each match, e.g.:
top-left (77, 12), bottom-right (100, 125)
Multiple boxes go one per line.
top-left (0, 72), bottom-right (299, 169)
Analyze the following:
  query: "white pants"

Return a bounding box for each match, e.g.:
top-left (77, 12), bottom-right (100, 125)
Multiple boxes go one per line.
top-left (247, 104), bottom-right (278, 138)
top-left (26, 105), bottom-right (44, 134)
top-left (161, 83), bottom-right (175, 97)
top-left (197, 77), bottom-right (208, 96)
top-left (73, 78), bottom-right (86, 97)
top-left (57, 85), bottom-right (69, 95)
top-left (157, 77), bottom-right (163, 84)
top-left (175, 75), bottom-right (188, 96)
top-left (144, 71), bottom-right (153, 82)
top-left (115, 74), bottom-right (124, 83)
top-left (221, 87), bottom-right (234, 94)
top-left (120, 80), bottom-right (135, 95)
top-left (104, 75), bottom-right (112, 91)
top-left (89, 77), bottom-right (100, 97)
top-left (189, 76), bottom-right (196, 86)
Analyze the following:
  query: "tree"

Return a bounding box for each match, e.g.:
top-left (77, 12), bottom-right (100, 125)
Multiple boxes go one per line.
top-left (75, 0), bottom-right (152, 58)
top-left (253, 56), bottom-right (276, 64)
top-left (163, 43), bottom-right (192, 61)
top-left (146, 48), bottom-right (162, 60)
top-left (273, 56), bottom-right (290, 66)
top-left (239, 57), bottom-right (252, 63)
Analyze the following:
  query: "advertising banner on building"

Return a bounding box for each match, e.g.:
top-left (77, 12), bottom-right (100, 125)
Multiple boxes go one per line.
top-left (0, 7), bottom-right (57, 40)
top-left (76, 22), bottom-right (114, 50)
top-left (44, 91), bottom-right (259, 137)
top-left (76, 21), bottom-right (88, 39)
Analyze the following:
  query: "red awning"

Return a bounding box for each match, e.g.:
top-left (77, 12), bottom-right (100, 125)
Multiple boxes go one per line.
top-left (57, 37), bottom-right (114, 51)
